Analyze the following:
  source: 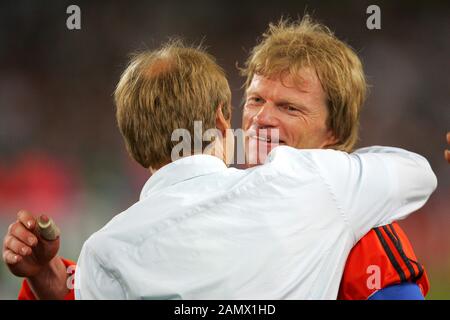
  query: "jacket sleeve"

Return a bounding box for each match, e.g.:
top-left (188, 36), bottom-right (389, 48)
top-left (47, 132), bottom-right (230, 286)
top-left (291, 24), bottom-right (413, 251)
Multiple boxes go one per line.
top-left (338, 222), bottom-right (429, 300)
top-left (309, 146), bottom-right (437, 242)
top-left (75, 239), bottom-right (126, 300)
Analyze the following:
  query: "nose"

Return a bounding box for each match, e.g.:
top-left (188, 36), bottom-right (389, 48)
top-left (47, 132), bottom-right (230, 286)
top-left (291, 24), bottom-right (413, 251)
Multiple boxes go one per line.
top-left (253, 103), bottom-right (279, 128)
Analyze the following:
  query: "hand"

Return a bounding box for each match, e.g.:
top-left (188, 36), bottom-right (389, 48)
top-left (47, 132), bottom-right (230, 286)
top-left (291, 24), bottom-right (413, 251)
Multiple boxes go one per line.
top-left (2, 210), bottom-right (68, 299)
top-left (3, 210), bottom-right (60, 277)
top-left (445, 132), bottom-right (450, 164)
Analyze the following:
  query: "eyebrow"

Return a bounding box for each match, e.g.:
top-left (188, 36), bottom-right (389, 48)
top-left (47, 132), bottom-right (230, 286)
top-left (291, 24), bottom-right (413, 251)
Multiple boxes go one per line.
top-left (245, 88), bottom-right (259, 96)
top-left (278, 100), bottom-right (311, 113)
top-left (245, 88), bottom-right (312, 111)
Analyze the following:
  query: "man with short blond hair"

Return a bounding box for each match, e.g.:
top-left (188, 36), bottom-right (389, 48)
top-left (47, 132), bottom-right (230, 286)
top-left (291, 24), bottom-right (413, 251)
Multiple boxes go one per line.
top-left (115, 41), bottom-right (232, 170)
top-left (242, 16), bottom-right (365, 153)
top-left (241, 16), bottom-right (431, 299)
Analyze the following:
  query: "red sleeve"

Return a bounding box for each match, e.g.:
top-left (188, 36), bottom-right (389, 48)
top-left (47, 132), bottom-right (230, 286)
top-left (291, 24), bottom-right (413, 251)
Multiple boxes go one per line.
top-left (338, 222), bottom-right (429, 300)
top-left (18, 257), bottom-right (77, 300)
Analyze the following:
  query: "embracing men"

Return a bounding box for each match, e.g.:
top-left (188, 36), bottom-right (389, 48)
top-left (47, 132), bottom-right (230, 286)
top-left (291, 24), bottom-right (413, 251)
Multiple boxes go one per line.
top-left (3, 16), bottom-right (437, 299)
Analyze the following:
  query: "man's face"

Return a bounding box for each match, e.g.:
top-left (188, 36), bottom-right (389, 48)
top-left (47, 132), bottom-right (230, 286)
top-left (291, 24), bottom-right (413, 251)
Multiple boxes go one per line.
top-left (242, 68), bottom-right (336, 164)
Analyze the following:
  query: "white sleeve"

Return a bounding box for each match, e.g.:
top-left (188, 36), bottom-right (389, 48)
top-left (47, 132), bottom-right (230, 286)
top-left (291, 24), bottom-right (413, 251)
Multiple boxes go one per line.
top-left (311, 146), bottom-right (437, 241)
top-left (75, 239), bottom-right (126, 300)
top-left (269, 146), bottom-right (437, 242)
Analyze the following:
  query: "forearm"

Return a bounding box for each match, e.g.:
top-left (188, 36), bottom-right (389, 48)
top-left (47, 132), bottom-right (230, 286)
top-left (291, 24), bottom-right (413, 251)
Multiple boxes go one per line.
top-left (27, 256), bottom-right (69, 300)
top-left (353, 146), bottom-right (436, 222)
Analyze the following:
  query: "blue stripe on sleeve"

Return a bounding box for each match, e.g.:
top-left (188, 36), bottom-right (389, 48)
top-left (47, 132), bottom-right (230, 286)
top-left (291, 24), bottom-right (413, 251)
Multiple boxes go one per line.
top-left (368, 283), bottom-right (424, 300)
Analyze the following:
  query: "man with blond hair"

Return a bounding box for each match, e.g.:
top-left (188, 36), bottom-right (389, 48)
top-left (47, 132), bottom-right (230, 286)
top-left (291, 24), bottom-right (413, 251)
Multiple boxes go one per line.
top-left (3, 34), bottom-right (437, 299)
top-left (240, 16), bottom-right (433, 299)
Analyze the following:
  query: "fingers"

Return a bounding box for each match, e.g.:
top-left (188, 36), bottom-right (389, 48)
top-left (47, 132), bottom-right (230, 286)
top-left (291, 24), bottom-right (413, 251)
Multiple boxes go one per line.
top-left (4, 235), bottom-right (32, 256)
top-left (2, 249), bottom-right (23, 265)
top-left (447, 132), bottom-right (450, 145)
top-left (36, 215), bottom-right (60, 241)
top-left (8, 221), bottom-right (37, 247)
top-left (17, 210), bottom-right (36, 230)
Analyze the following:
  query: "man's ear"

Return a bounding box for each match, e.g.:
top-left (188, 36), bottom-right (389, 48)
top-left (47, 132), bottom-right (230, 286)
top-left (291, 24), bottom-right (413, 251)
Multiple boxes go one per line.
top-left (216, 104), bottom-right (231, 136)
top-left (321, 130), bottom-right (339, 149)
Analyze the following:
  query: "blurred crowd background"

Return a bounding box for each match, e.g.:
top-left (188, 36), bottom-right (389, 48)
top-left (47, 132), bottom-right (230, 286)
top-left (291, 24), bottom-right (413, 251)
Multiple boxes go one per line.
top-left (0, 0), bottom-right (449, 299)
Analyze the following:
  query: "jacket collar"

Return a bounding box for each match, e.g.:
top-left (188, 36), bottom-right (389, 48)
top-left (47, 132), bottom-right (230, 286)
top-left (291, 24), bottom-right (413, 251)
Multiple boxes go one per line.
top-left (140, 155), bottom-right (227, 200)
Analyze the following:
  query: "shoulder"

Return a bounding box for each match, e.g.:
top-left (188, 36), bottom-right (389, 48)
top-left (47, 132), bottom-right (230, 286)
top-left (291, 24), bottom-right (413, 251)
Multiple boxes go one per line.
top-left (338, 222), bottom-right (429, 300)
top-left (264, 146), bottom-right (349, 173)
top-left (79, 211), bottom-right (131, 266)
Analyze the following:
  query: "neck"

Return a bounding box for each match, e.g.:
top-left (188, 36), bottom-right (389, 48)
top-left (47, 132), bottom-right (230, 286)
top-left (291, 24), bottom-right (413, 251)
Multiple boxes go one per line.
top-left (148, 139), bottom-right (229, 175)
top-left (203, 139), bottom-right (227, 163)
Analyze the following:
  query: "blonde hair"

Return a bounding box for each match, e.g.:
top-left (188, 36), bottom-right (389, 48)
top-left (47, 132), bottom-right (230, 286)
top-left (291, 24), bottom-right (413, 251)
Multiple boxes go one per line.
top-left (115, 41), bottom-right (231, 168)
top-left (242, 16), bottom-right (367, 151)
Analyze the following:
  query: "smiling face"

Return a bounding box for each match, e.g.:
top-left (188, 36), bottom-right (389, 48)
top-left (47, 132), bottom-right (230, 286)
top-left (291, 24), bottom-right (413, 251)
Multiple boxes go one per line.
top-left (242, 69), bottom-right (337, 165)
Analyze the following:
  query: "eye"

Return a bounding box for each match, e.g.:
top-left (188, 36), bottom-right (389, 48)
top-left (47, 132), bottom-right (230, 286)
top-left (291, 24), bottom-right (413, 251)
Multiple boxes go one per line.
top-left (246, 96), bottom-right (264, 106)
top-left (280, 105), bottom-right (300, 114)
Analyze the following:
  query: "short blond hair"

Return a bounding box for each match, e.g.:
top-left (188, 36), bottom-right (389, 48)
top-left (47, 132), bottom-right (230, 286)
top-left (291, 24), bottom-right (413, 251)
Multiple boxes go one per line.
top-left (242, 16), bottom-right (367, 151)
top-left (115, 41), bottom-right (231, 168)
